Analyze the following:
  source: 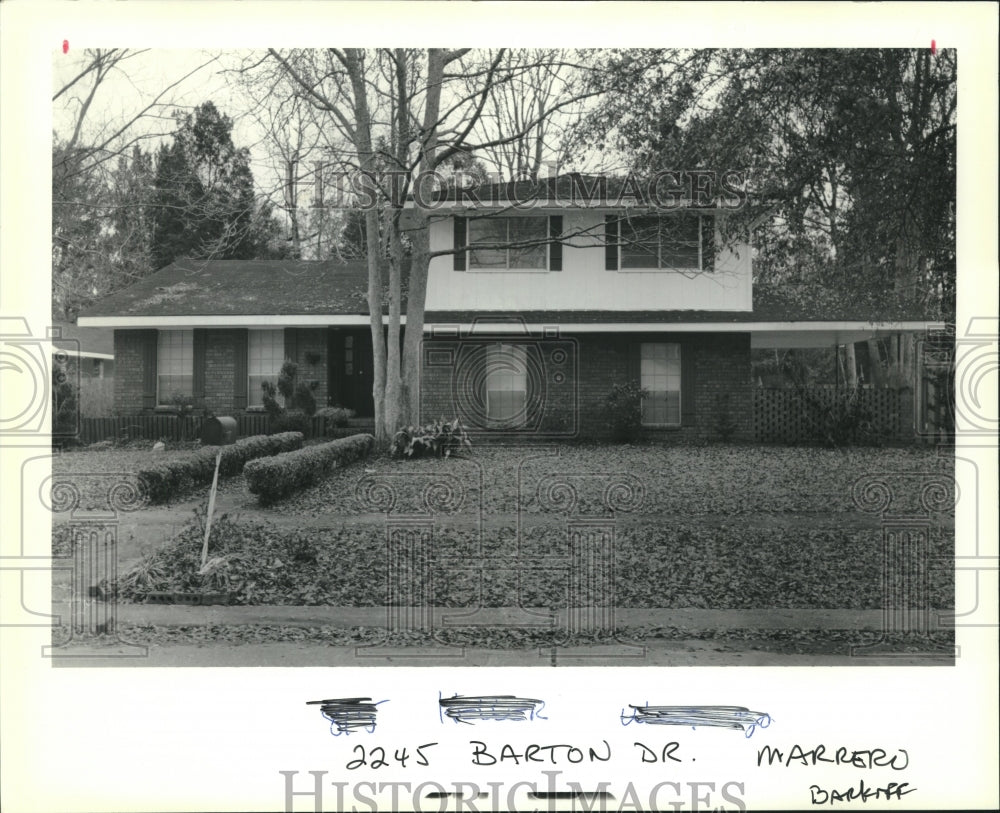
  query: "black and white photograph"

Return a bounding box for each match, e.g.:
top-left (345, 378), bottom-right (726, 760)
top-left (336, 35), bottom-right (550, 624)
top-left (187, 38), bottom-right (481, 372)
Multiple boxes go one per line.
top-left (47, 43), bottom-right (960, 667)
top-left (1, 2), bottom-right (997, 812)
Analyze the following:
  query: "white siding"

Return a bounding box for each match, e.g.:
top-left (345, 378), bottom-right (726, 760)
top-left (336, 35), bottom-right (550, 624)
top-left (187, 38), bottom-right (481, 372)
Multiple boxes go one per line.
top-left (426, 210), bottom-right (752, 312)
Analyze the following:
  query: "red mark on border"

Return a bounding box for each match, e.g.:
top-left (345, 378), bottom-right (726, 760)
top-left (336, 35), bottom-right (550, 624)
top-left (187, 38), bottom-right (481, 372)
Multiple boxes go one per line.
top-left (930, 39), bottom-right (936, 56)
top-left (62, 40), bottom-right (69, 54)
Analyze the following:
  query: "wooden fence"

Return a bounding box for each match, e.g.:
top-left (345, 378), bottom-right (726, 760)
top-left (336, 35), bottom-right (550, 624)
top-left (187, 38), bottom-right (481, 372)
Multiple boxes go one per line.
top-left (76, 414), bottom-right (371, 445)
top-left (753, 387), bottom-right (911, 444)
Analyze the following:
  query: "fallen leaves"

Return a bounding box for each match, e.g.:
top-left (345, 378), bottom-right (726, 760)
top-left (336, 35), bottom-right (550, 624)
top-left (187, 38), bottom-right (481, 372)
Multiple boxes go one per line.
top-left (75, 443), bottom-right (954, 612)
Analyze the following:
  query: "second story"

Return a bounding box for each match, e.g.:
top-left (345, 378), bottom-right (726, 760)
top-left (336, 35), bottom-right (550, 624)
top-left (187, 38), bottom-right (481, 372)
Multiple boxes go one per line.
top-left (424, 175), bottom-right (751, 313)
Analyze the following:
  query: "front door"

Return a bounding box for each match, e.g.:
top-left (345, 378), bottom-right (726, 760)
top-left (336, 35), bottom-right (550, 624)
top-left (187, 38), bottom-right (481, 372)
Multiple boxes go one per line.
top-left (327, 329), bottom-right (374, 417)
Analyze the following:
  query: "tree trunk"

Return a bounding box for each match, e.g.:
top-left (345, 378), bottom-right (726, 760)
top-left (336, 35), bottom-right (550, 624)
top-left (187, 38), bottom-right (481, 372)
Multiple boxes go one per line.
top-left (289, 208), bottom-right (301, 259)
top-left (344, 49), bottom-right (389, 446)
top-left (844, 341), bottom-right (858, 388)
top-left (899, 332), bottom-right (916, 390)
top-left (399, 49), bottom-right (446, 430)
top-left (402, 230), bottom-right (430, 424)
top-left (384, 212), bottom-right (404, 436)
top-left (866, 339), bottom-right (886, 388)
top-left (889, 334), bottom-right (901, 388)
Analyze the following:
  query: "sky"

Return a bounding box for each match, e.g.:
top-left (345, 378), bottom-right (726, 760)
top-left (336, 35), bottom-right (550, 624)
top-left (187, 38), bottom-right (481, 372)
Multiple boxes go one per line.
top-left (50, 47), bottom-right (607, 217)
top-left (52, 48), bottom-right (292, 202)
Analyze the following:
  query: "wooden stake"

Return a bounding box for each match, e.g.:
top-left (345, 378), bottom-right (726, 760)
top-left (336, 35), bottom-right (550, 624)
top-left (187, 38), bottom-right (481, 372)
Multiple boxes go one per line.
top-left (200, 449), bottom-right (223, 572)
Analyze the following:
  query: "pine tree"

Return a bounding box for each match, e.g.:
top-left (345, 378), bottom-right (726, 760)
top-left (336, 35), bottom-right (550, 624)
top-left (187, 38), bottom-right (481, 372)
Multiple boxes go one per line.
top-left (151, 101), bottom-right (271, 268)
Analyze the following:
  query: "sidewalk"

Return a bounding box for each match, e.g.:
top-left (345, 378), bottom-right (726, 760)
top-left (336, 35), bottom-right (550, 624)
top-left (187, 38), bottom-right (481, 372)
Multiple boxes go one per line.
top-left (107, 604), bottom-right (891, 630)
top-left (47, 603), bottom-right (954, 667)
top-left (48, 640), bottom-right (950, 668)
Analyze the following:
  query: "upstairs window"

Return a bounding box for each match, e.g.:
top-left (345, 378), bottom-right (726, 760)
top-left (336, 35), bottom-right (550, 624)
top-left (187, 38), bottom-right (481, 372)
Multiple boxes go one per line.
top-left (606, 213), bottom-right (714, 272)
top-left (156, 329), bottom-right (193, 405)
top-left (248, 329), bottom-right (284, 407)
top-left (468, 216), bottom-right (548, 270)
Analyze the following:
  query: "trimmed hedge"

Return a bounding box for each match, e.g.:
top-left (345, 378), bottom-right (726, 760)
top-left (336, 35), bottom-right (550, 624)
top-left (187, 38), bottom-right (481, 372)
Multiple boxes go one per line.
top-left (139, 432), bottom-right (304, 504)
top-left (244, 433), bottom-right (374, 504)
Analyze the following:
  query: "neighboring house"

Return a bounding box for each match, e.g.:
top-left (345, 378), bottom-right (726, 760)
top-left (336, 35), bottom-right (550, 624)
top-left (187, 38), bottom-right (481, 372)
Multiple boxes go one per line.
top-left (50, 320), bottom-right (115, 380)
top-left (77, 176), bottom-right (944, 439)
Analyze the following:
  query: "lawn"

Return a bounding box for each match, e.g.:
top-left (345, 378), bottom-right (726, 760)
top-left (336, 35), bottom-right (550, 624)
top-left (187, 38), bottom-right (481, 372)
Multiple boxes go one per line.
top-left (53, 441), bottom-right (955, 611)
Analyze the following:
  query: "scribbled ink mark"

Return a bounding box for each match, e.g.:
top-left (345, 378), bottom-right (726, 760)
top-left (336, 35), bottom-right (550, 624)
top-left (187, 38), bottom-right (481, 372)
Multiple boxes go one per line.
top-left (530, 791), bottom-right (615, 802)
top-left (621, 705), bottom-right (772, 738)
top-left (62, 40), bottom-right (69, 54)
top-left (307, 697), bottom-right (386, 736)
top-left (439, 693), bottom-right (547, 724)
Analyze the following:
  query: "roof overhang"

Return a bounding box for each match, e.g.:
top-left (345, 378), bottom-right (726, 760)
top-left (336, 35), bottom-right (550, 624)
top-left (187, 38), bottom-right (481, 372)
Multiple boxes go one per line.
top-left (50, 348), bottom-right (115, 360)
top-left (78, 314), bottom-right (382, 328)
top-left (425, 321), bottom-right (943, 345)
top-left (79, 315), bottom-right (944, 344)
top-left (747, 323), bottom-right (946, 348)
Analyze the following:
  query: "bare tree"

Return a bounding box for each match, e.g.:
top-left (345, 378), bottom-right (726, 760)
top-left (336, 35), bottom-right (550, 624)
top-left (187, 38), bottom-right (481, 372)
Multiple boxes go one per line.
top-left (264, 48), bottom-right (606, 445)
top-left (473, 49), bottom-right (583, 180)
top-left (224, 53), bottom-right (347, 259)
top-left (52, 48), bottom-right (216, 317)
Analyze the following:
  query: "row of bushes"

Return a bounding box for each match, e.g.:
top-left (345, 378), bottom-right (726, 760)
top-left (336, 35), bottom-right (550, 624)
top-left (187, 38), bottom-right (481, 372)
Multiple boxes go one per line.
top-left (265, 406), bottom-right (355, 437)
top-left (139, 432), bottom-right (304, 504)
top-left (245, 433), bottom-right (375, 504)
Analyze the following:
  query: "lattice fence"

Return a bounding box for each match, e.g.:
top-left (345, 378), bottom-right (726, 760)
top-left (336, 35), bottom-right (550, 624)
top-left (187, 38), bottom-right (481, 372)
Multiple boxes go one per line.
top-left (753, 387), bottom-right (906, 444)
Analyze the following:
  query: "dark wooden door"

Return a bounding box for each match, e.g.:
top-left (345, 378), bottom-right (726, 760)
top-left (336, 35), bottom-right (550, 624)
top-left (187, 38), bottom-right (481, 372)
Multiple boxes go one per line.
top-left (327, 329), bottom-right (374, 416)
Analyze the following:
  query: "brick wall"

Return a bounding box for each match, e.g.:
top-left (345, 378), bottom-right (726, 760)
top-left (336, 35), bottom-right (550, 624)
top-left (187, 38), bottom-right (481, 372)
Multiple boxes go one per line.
top-left (420, 335), bottom-right (579, 436)
top-left (576, 335), bottom-right (628, 436)
top-left (686, 333), bottom-right (753, 441)
top-left (203, 329), bottom-right (238, 413)
top-left (115, 327), bottom-right (752, 437)
top-left (420, 331), bottom-right (752, 441)
top-left (113, 330), bottom-right (147, 414)
top-left (114, 327), bottom-right (333, 416)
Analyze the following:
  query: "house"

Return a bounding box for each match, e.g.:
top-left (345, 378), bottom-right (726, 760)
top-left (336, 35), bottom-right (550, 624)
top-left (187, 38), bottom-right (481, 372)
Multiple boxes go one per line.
top-left (50, 320), bottom-right (116, 419)
top-left (76, 176), bottom-right (945, 440)
top-left (50, 320), bottom-right (115, 380)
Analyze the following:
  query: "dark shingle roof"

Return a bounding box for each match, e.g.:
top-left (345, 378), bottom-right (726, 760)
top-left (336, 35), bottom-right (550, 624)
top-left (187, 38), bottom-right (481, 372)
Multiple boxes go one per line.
top-left (82, 258), bottom-right (373, 318)
top-left (51, 320), bottom-right (115, 355)
top-left (80, 259), bottom-right (942, 324)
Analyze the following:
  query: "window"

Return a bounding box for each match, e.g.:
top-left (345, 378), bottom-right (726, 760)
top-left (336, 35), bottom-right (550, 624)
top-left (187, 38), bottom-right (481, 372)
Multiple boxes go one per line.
top-left (157, 329), bottom-right (193, 404)
top-left (344, 335), bottom-right (354, 375)
top-left (485, 343), bottom-right (528, 426)
top-left (469, 216), bottom-right (548, 270)
top-left (248, 329), bottom-right (284, 407)
top-left (640, 343), bottom-right (681, 426)
top-left (615, 214), bottom-right (709, 271)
